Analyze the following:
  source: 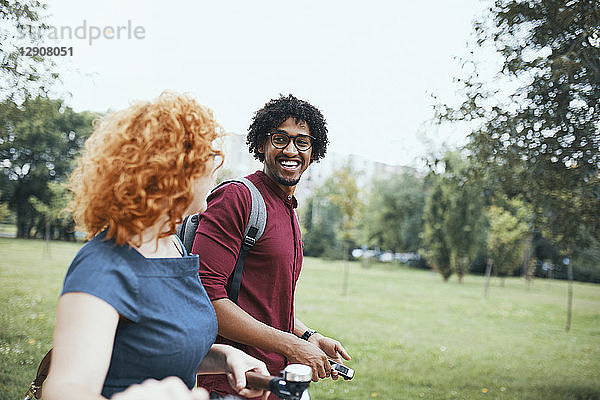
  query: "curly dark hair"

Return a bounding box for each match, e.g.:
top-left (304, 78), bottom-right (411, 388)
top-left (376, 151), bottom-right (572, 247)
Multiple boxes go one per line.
top-left (247, 94), bottom-right (329, 163)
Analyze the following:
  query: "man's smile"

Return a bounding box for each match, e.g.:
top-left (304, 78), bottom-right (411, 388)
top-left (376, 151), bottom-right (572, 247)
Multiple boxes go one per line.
top-left (278, 158), bottom-right (303, 171)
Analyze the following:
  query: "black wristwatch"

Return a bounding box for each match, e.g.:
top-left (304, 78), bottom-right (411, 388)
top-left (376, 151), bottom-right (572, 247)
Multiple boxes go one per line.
top-left (301, 329), bottom-right (317, 341)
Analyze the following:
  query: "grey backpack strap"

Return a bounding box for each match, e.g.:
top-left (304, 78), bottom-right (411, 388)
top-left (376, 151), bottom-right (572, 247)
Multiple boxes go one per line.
top-left (176, 178), bottom-right (267, 303)
top-left (217, 177), bottom-right (267, 303)
top-left (176, 213), bottom-right (200, 254)
top-left (235, 177), bottom-right (267, 245)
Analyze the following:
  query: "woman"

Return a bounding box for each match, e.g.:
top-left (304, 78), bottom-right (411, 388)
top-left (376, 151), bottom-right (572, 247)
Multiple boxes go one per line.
top-left (43, 92), bottom-right (268, 400)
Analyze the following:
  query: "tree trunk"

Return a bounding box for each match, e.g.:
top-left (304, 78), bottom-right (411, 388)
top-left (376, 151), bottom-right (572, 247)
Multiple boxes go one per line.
top-left (521, 237), bottom-right (533, 289)
top-left (484, 258), bottom-right (493, 298)
top-left (342, 242), bottom-right (350, 296)
top-left (566, 263), bottom-right (573, 332)
top-left (457, 257), bottom-right (465, 284)
top-left (363, 257), bottom-right (370, 268)
top-left (16, 220), bottom-right (31, 238)
top-left (526, 259), bottom-right (536, 290)
top-left (362, 249), bottom-right (370, 269)
top-left (45, 221), bottom-right (51, 258)
top-left (17, 222), bottom-right (25, 238)
top-left (15, 188), bottom-right (32, 238)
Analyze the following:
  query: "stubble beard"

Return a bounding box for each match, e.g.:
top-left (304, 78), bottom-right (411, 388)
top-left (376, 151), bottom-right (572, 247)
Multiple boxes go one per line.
top-left (267, 157), bottom-right (304, 187)
top-left (273, 174), bottom-right (301, 187)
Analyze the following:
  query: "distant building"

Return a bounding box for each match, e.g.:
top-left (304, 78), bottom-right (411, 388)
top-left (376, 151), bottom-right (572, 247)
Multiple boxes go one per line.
top-left (219, 132), bottom-right (262, 180)
top-left (296, 151), bottom-right (417, 203)
top-left (219, 133), bottom-right (418, 203)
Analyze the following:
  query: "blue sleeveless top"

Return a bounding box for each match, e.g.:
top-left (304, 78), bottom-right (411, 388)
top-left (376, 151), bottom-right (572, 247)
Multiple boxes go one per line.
top-left (61, 231), bottom-right (218, 397)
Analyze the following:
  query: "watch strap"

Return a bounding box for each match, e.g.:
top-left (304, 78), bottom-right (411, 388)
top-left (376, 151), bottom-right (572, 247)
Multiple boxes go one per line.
top-left (301, 329), bottom-right (316, 341)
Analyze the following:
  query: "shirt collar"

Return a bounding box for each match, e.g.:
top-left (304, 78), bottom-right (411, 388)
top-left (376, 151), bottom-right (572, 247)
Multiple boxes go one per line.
top-left (256, 170), bottom-right (298, 209)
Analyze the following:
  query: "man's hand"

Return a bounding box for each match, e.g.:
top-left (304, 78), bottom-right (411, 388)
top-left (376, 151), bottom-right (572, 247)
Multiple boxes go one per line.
top-left (285, 338), bottom-right (332, 382)
top-left (308, 333), bottom-right (350, 362)
top-left (285, 333), bottom-right (351, 382)
top-left (307, 333), bottom-right (351, 381)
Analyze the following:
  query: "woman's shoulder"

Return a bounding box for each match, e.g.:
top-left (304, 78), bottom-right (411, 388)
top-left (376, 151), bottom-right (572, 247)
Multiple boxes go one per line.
top-left (63, 232), bottom-right (141, 321)
top-left (66, 232), bottom-right (143, 284)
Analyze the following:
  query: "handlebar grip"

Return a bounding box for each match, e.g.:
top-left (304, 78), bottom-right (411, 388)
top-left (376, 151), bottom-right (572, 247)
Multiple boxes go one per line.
top-left (246, 371), bottom-right (276, 390)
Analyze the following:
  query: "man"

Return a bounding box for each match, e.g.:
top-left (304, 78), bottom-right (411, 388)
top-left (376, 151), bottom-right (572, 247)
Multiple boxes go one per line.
top-left (193, 94), bottom-right (350, 399)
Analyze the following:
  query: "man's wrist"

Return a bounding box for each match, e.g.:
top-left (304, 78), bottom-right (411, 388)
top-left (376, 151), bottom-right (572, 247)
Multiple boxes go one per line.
top-left (280, 331), bottom-right (306, 358)
top-left (300, 329), bottom-right (317, 341)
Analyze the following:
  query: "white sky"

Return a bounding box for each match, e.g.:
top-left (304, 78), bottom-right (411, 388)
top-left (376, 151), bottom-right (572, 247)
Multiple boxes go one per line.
top-left (41, 0), bottom-right (490, 167)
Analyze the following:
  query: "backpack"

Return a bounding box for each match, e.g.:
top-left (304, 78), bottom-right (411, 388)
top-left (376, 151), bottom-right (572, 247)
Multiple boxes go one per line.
top-left (176, 177), bottom-right (267, 304)
top-left (24, 349), bottom-right (51, 399)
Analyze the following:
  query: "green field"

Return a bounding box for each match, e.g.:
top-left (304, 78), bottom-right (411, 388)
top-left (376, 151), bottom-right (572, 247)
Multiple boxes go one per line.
top-left (1, 238), bottom-right (599, 399)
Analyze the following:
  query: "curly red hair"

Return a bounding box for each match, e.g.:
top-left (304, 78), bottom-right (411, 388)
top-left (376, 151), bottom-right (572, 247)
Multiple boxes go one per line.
top-left (68, 91), bottom-right (223, 246)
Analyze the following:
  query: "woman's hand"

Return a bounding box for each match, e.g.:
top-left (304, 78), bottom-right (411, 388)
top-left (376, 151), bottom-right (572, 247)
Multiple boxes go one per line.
top-left (111, 377), bottom-right (208, 400)
top-left (222, 346), bottom-right (270, 400)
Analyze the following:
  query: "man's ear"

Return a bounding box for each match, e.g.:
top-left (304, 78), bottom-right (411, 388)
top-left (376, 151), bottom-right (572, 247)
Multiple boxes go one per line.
top-left (258, 142), bottom-right (265, 154)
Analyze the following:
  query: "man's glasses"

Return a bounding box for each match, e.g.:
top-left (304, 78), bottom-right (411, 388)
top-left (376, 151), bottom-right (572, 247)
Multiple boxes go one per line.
top-left (267, 132), bottom-right (314, 152)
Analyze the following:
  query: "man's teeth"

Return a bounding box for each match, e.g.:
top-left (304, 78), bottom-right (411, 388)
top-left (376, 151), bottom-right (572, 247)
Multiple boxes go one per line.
top-left (280, 160), bottom-right (300, 167)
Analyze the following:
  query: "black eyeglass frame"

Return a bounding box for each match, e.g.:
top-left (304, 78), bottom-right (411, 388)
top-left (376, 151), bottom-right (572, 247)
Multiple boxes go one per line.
top-left (266, 131), bottom-right (315, 152)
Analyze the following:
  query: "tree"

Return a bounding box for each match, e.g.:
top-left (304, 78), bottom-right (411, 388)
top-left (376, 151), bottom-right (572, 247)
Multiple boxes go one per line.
top-left (30, 181), bottom-right (73, 245)
top-left (486, 203), bottom-right (530, 285)
top-left (301, 195), bottom-right (341, 259)
top-left (0, 190), bottom-right (9, 221)
top-left (444, 154), bottom-right (486, 282)
top-left (0, 0), bottom-right (57, 101)
top-left (421, 151), bottom-right (486, 282)
top-left (0, 97), bottom-right (95, 238)
top-left (421, 176), bottom-right (453, 281)
top-left (436, 0), bottom-right (600, 253)
top-left (300, 165), bottom-right (363, 261)
top-left (326, 166), bottom-right (363, 295)
top-left (437, 1), bottom-right (599, 328)
top-left (327, 166), bottom-right (363, 248)
top-left (363, 172), bottom-right (426, 253)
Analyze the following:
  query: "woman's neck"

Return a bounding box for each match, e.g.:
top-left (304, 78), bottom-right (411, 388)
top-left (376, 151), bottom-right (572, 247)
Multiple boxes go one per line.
top-left (130, 222), bottom-right (183, 258)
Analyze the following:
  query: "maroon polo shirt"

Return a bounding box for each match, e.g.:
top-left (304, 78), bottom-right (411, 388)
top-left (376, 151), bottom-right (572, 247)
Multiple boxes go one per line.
top-left (193, 171), bottom-right (303, 398)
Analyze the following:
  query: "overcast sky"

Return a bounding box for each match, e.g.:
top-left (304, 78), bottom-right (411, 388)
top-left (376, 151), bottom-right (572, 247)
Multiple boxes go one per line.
top-left (41, 0), bottom-right (490, 167)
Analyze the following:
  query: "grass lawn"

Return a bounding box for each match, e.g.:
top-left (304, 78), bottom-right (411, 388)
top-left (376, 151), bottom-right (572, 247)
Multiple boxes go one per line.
top-left (1, 238), bottom-right (599, 399)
